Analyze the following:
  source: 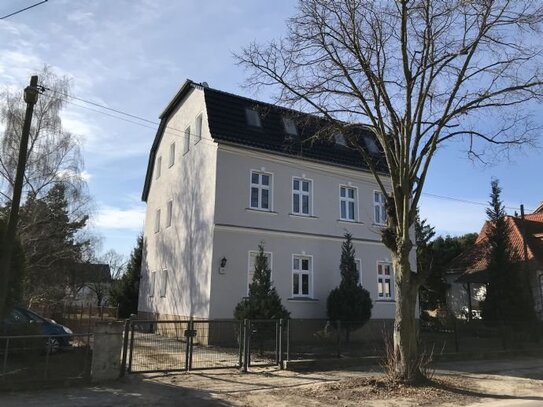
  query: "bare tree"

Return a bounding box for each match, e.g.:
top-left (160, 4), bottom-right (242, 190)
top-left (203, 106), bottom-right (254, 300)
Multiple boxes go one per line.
top-left (99, 249), bottom-right (126, 280)
top-left (237, 0), bottom-right (543, 382)
top-left (0, 65), bottom-right (85, 205)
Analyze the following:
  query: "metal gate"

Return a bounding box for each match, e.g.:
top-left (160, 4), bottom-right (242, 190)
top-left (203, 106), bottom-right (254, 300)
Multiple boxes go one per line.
top-left (122, 319), bottom-right (283, 374)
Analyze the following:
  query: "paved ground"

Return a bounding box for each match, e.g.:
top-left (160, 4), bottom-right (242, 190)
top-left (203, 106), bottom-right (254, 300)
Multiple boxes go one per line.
top-left (1, 357), bottom-right (543, 406)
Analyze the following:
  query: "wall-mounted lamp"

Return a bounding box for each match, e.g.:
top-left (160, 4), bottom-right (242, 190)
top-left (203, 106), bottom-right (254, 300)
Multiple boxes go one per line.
top-left (218, 257), bottom-right (227, 274)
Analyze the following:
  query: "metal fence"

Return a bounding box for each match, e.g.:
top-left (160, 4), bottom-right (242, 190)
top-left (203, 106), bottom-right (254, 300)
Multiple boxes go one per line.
top-left (0, 333), bottom-right (92, 390)
top-left (123, 318), bottom-right (543, 375)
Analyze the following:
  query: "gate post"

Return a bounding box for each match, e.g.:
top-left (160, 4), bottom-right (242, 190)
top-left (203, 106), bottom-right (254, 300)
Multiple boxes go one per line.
top-left (278, 319), bottom-right (284, 369)
top-left (238, 319), bottom-right (243, 369)
top-left (120, 319), bottom-right (131, 377)
top-left (127, 321), bottom-right (135, 373)
top-left (242, 319), bottom-right (249, 373)
top-left (185, 319), bottom-right (194, 372)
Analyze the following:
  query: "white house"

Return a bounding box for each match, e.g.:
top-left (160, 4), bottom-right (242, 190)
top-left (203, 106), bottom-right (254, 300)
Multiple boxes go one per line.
top-left (138, 80), bottom-right (413, 322)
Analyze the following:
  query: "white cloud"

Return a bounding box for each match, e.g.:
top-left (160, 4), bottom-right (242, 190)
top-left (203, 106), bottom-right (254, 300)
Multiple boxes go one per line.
top-left (93, 204), bottom-right (145, 231)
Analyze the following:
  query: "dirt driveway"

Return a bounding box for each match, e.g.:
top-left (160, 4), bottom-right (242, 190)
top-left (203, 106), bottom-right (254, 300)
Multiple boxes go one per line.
top-left (1, 357), bottom-right (542, 406)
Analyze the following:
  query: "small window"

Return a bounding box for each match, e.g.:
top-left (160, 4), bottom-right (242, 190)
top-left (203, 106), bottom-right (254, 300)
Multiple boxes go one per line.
top-left (195, 114), bottom-right (203, 143)
top-left (184, 126), bottom-right (191, 154)
top-left (340, 186), bottom-right (357, 221)
top-left (149, 272), bottom-right (156, 297)
top-left (248, 251), bottom-right (272, 294)
top-left (155, 156), bottom-right (162, 179)
top-left (169, 143), bottom-right (175, 167)
top-left (335, 132), bottom-right (347, 147)
top-left (154, 209), bottom-right (161, 233)
top-left (292, 178), bottom-right (312, 215)
top-left (246, 108), bottom-right (262, 127)
top-left (293, 255), bottom-right (312, 297)
top-left (374, 191), bottom-right (387, 225)
top-left (282, 117), bottom-right (297, 136)
top-left (159, 269), bottom-right (168, 297)
top-left (377, 262), bottom-right (393, 300)
top-left (363, 134), bottom-right (379, 154)
top-left (250, 171), bottom-right (272, 210)
top-left (166, 200), bottom-right (173, 228)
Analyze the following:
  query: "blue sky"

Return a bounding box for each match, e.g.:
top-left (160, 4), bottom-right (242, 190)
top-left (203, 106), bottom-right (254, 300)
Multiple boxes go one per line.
top-left (0, 0), bottom-right (540, 257)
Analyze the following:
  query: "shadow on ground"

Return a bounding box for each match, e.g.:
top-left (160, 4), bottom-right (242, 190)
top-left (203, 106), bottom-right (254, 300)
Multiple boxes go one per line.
top-left (0, 375), bottom-right (232, 407)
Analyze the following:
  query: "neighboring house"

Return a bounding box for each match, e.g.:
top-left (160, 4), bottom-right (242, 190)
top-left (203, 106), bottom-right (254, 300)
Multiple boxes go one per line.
top-left (67, 263), bottom-right (112, 306)
top-left (138, 80), bottom-right (415, 322)
top-left (446, 207), bottom-right (543, 320)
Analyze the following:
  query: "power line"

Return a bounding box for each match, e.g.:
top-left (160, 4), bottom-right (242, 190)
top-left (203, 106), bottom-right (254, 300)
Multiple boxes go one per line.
top-left (40, 87), bottom-right (536, 214)
top-left (1, 0), bottom-right (48, 20)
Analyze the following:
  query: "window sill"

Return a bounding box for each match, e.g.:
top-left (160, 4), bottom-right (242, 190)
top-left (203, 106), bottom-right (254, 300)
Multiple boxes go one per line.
top-left (287, 297), bottom-right (319, 302)
top-left (289, 213), bottom-right (318, 219)
top-left (245, 208), bottom-right (278, 215)
top-left (375, 299), bottom-right (395, 303)
top-left (337, 219), bottom-right (364, 225)
top-left (372, 223), bottom-right (387, 227)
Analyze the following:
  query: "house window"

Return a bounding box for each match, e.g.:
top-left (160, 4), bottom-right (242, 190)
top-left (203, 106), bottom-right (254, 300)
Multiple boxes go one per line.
top-left (292, 255), bottom-right (312, 297)
top-left (169, 143), bottom-right (175, 167)
top-left (195, 114), bottom-right (203, 143)
top-left (246, 108), bottom-right (262, 127)
top-left (292, 178), bottom-right (312, 215)
top-left (374, 191), bottom-right (387, 225)
top-left (184, 126), bottom-right (191, 153)
top-left (248, 251), bottom-right (272, 294)
top-left (282, 117), bottom-right (297, 136)
top-left (377, 262), bottom-right (393, 300)
top-left (335, 132), bottom-right (347, 146)
top-left (149, 272), bottom-right (156, 297)
top-left (363, 134), bottom-right (380, 154)
top-left (154, 209), bottom-right (160, 233)
top-left (250, 171), bottom-right (272, 210)
top-left (159, 269), bottom-right (168, 297)
top-left (155, 156), bottom-right (162, 179)
top-left (166, 200), bottom-right (173, 228)
top-left (340, 186), bottom-right (357, 221)
top-left (355, 258), bottom-right (362, 283)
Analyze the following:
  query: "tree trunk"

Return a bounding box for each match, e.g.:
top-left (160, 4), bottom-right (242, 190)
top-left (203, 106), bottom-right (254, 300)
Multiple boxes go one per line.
top-left (392, 244), bottom-right (422, 383)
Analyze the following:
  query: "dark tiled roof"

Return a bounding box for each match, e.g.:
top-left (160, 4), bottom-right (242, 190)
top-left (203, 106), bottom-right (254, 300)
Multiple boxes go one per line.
top-left (203, 86), bottom-right (386, 171)
top-left (142, 80), bottom-right (386, 201)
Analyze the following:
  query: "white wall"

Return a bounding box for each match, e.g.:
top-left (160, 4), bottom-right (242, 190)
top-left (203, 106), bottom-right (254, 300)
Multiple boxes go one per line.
top-left (138, 86), bottom-right (218, 319)
top-left (209, 145), bottom-right (410, 319)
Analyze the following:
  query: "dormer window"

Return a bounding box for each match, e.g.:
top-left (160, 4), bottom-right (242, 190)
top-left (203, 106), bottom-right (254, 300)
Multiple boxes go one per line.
top-left (246, 108), bottom-right (262, 128)
top-left (363, 134), bottom-right (379, 154)
top-left (335, 132), bottom-right (347, 147)
top-left (282, 117), bottom-right (297, 136)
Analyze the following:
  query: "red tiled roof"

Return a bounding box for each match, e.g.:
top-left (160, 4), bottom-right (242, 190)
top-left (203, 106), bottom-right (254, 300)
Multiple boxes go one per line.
top-left (448, 211), bottom-right (543, 283)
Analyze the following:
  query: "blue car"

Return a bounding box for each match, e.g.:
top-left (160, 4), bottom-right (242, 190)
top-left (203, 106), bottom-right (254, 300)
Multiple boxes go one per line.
top-left (1, 306), bottom-right (73, 353)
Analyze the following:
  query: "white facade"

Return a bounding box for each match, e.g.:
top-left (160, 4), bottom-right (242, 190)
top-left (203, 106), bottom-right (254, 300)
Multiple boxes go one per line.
top-left (139, 84), bottom-right (413, 320)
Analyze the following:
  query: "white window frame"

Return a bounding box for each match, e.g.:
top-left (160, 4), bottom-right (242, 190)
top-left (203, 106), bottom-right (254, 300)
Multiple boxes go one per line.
top-left (195, 113), bottom-right (203, 143)
top-left (184, 125), bottom-right (191, 154)
top-left (154, 209), bottom-right (161, 233)
top-left (155, 156), bottom-right (162, 179)
top-left (377, 261), bottom-right (394, 300)
top-left (159, 269), bottom-right (168, 298)
top-left (249, 170), bottom-right (273, 211)
top-left (374, 190), bottom-right (387, 225)
top-left (292, 177), bottom-right (313, 216)
top-left (292, 254), bottom-right (313, 297)
top-left (247, 250), bottom-right (273, 294)
top-left (339, 185), bottom-right (358, 221)
top-left (245, 108), bottom-right (262, 127)
top-left (149, 271), bottom-right (156, 297)
top-left (166, 200), bottom-right (173, 228)
top-left (168, 142), bottom-right (175, 167)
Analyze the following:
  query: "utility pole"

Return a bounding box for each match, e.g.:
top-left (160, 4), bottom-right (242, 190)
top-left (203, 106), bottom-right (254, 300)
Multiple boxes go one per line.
top-left (0, 75), bottom-right (39, 317)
